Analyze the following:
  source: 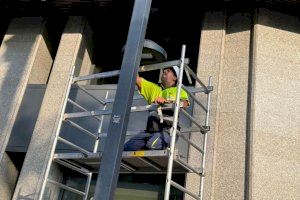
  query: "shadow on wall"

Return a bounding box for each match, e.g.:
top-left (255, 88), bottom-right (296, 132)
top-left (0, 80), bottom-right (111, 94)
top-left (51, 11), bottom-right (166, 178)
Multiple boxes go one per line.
top-left (203, 3), bottom-right (300, 34)
top-left (257, 8), bottom-right (300, 34)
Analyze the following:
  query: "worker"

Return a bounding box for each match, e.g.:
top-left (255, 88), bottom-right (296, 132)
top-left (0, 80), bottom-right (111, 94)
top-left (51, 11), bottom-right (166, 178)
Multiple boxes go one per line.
top-left (124, 66), bottom-right (189, 151)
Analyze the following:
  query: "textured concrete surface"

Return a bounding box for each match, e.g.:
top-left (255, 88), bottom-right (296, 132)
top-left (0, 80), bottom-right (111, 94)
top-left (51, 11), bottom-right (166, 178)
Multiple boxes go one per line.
top-left (185, 11), bottom-right (226, 200)
top-left (0, 17), bottom-right (44, 199)
top-left (0, 153), bottom-right (19, 200)
top-left (212, 12), bottom-right (251, 200)
top-left (251, 8), bottom-right (300, 200)
top-left (12, 17), bottom-right (86, 200)
top-left (185, 11), bottom-right (252, 200)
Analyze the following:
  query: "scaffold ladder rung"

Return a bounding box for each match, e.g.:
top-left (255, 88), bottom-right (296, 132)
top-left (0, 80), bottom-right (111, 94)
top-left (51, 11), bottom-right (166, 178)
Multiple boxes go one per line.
top-left (65, 120), bottom-right (98, 140)
top-left (57, 137), bottom-right (91, 155)
top-left (177, 132), bottom-right (204, 154)
top-left (181, 109), bottom-right (207, 132)
top-left (47, 179), bottom-right (86, 196)
top-left (170, 180), bottom-right (201, 200)
top-left (54, 159), bottom-right (90, 176)
top-left (176, 157), bottom-right (202, 175)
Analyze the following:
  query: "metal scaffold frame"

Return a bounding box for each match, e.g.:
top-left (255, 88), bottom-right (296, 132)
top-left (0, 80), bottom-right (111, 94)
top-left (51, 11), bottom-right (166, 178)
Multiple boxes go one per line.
top-left (37, 0), bottom-right (213, 199)
top-left (38, 44), bottom-right (212, 200)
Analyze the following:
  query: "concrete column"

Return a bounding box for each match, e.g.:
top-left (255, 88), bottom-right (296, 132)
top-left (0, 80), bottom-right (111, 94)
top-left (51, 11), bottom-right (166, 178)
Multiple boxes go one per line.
top-left (186, 10), bottom-right (252, 200)
top-left (185, 11), bottom-right (226, 200)
top-left (12, 17), bottom-right (88, 200)
top-left (0, 17), bottom-right (45, 200)
top-left (75, 21), bottom-right (95, 85)
top-left (251, 9), bottom-right (300, 200)
top-left (0, 154), bottom-right (19, 200)
top-left (211, 12), bottom-right (251, 200)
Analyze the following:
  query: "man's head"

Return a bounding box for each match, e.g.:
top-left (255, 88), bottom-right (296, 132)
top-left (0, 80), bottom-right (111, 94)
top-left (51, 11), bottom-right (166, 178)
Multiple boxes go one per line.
top-left (161, 66), bottom-right (179, 88)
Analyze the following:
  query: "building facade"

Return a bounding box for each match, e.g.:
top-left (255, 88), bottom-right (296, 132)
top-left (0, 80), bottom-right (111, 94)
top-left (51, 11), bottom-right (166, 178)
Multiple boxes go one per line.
top-left (0, 0), bottom-right (299, 199)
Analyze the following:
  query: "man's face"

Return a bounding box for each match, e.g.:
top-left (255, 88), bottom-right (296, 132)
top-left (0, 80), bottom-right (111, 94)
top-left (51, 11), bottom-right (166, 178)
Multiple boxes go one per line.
top-left (161, 68), bottom-right (177, 87)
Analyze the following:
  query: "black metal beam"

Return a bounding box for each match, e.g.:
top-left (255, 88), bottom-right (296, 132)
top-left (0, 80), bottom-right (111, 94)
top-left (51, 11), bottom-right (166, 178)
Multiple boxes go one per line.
top-left (93, 0), bottom-right (152, 199)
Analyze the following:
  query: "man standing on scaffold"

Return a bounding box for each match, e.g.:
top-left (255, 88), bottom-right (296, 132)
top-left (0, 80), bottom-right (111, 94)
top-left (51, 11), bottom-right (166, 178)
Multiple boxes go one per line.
top-left (124, 66), bottom-right (189, 151)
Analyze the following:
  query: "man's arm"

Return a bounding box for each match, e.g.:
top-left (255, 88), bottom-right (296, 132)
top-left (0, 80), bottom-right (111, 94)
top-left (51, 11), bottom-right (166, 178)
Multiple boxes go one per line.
top-left (155, 97), bottom-right (189, 108)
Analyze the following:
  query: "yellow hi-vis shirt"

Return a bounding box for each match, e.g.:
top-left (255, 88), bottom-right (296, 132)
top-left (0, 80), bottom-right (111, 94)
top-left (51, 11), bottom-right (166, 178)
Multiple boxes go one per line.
top-left (140, 78), bottom-right (189, 104)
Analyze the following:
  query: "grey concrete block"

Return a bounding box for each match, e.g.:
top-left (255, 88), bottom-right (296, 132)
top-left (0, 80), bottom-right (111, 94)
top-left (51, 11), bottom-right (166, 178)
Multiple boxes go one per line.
top-left (213, 119), bottom-right (246, 200)
top-left (0, 18), bottom-right (44, 190)
top-left (0, 153), bottom-right (19, 200)
top-left (251, 152), bottom-right (300, 200)
top-left (251, 8), bottom-right (300, 200)
top-left (12, 17), bottom-right (86, 200)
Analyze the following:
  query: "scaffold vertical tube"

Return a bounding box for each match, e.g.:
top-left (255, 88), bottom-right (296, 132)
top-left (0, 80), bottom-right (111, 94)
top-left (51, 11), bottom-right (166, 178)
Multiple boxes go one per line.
top-left (199, 76), bottom-right (212, 200)
top-left (93, 91), bottom-right (109, 153)
top-left (164, 45), bottom-right (186, 200)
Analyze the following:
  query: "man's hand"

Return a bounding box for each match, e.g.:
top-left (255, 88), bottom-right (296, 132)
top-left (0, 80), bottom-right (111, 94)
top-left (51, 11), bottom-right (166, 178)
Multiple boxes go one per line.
top-left (155, 97), bottom-right (168, 105)
top-left (154, 97), bottom-right (189, 108)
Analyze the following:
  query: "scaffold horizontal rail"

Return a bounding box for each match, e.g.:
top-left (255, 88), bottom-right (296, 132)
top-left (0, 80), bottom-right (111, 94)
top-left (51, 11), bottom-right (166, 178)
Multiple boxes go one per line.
top-left (72, 59), bottom-right (190, 84)
top-left (188, 86), bottom-right (213, 94)
top-left (47, 179), bottom-right (86, 196)
top-left (73, 70), bottom-right (120, 83)
top-left (53, 150), bottom-right (190, 174)
top-left (105, 94), bottom-right (144, 103)
top-left (64, 104), bottom-right (174, 119)
top-left (98, 130), bottom-right (142, 138)
top-left (64, 109), bottom-right (112, 119)
top-left (139, 58), bottom-right (189, 72)
top-left (54, 159), bottom-right (90, 175)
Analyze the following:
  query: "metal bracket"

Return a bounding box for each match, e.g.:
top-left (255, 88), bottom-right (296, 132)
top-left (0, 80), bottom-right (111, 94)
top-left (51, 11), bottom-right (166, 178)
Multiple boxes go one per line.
top-left (201, 126), bottom-right (210, 134)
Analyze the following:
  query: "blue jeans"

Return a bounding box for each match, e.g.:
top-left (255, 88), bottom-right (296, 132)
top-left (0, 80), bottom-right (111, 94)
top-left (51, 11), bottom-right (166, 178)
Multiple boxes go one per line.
top-left (124, 131), bottom-right (170, 151)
